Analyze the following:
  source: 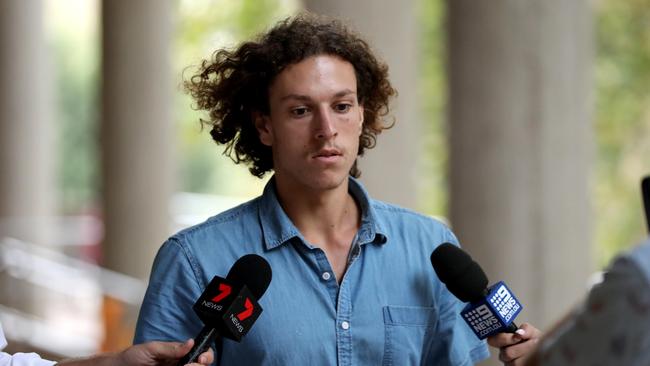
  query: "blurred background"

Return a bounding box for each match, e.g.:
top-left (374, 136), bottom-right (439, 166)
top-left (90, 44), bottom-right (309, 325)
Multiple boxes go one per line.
top-left (0, 0), bottom-right (648, 365)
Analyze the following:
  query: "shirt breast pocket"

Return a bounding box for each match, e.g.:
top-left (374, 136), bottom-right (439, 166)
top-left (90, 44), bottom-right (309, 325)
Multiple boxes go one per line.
top-left (382, 305), bottom-right (437, 366)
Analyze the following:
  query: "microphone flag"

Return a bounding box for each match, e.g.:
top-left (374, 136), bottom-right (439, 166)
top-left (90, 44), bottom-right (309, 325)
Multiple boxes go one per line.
top-left (460, 281), bottom-right (522, 339)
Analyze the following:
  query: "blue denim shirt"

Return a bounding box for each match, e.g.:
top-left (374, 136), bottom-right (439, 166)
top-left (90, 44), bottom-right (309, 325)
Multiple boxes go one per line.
top-left (134, 177), bottom-right (489, 365)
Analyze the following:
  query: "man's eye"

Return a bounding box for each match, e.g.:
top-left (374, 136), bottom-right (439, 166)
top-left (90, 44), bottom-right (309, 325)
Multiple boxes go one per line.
top-left (291, 107), bottom-right (309, 116)
top-left (334, 103), bottom-right (352, 112)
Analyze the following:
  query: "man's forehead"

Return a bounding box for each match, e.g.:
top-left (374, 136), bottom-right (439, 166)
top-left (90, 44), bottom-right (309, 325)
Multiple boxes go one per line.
top-left (269, 55), bottom-right (358, 101)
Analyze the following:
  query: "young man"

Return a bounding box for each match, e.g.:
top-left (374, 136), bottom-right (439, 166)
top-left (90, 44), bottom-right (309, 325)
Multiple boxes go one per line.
top-left (0, 322), bottom-right (212, 366)
top-left (135, 14), bottom-right (539, 365)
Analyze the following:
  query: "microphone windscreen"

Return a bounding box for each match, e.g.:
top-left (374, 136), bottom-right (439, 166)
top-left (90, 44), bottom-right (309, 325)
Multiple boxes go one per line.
top-left (226, 254), bottom-right (272, 299)
top-left (430, 243), bottom-right (488, 303)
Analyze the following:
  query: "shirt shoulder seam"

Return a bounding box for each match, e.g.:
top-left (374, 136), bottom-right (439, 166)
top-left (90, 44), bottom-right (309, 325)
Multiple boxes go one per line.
top-left (166, 236), bottom-right (205, 290)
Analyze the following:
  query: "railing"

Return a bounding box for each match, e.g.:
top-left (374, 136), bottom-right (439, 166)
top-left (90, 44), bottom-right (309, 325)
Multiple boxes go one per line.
top-left (0, 237), bottom-right (146, 357)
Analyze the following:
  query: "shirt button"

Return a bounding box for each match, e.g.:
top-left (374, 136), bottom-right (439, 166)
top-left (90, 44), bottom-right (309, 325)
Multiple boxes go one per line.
top-left (321, 272), bottom-right (331, 281)
top-left (341, 321), bottom-right (350, 330)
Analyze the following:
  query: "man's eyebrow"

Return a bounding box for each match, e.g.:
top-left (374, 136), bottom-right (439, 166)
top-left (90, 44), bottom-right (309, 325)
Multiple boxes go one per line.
top-left (279, 89), bottom-right (357, 102)
top-left (280, 94), bottom-right (311, 102)
top-left (333, 89), bottom-right (357, 98)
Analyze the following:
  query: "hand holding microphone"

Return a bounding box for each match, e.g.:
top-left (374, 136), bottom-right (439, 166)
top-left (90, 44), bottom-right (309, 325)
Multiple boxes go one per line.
top-left (177, 254), bottom-right (272, 365)
top-left (431, 243), bottom-right (541, 365)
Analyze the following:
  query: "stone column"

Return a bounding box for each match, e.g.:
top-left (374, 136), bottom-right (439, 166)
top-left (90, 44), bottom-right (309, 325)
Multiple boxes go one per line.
top-left (101, 0), bottom-right (174, 350)
top-left (0, 0), bottom-right (56, 246)
top-left (101, 0), bottom-right (174, 280)
top-left (303, 0), bottom-right (419, 210)
top-left (448, 0), bottom-right (593, 356)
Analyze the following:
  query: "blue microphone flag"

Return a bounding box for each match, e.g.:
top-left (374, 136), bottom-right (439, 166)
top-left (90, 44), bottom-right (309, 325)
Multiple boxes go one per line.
top-left (460, 281), bottom-right (523, 339)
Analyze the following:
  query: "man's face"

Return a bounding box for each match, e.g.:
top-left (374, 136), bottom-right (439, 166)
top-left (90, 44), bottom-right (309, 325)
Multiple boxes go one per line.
top-left (256, 55), bottom-right (364, 193)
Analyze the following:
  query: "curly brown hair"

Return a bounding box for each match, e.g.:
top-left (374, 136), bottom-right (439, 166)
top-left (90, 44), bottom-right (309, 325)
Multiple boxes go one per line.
top-left (184, 13), bottom-right (396, 178)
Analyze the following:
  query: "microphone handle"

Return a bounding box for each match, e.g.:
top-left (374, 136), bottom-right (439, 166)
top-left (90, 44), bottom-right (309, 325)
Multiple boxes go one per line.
top-left (177, 325), bottom-right (220, 366)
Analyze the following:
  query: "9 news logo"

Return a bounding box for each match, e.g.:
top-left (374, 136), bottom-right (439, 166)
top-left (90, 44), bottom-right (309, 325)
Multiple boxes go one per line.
top-left (460, 281), bottom-right (523, 339)
top-left (463, 304), bottom-right (502, 338)
top-left (489, 284), bottom-right (520, 322)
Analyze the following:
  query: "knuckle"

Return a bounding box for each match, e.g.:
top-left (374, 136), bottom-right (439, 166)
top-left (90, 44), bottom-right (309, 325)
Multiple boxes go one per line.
top-left (501, 346), bottom-right (518, 361)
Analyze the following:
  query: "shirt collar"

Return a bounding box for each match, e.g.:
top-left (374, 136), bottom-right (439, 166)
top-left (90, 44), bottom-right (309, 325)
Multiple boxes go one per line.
top-left (258, 176), bottom-right (388, 251)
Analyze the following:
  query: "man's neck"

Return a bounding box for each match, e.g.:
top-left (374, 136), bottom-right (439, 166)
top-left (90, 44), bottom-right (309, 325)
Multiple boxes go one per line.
top-left (274, 176), bottom-right (361, 283)
top-left (274, 177), bottom-right (360, 242)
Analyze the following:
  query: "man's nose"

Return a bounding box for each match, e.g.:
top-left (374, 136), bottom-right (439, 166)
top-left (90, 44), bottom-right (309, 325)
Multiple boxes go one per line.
top-left (315, 108), bottom-right (337, 139)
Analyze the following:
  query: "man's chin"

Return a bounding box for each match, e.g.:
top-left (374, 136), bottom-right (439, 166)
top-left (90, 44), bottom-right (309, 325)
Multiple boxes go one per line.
top-left (308, 171), bottom-right (349, 191)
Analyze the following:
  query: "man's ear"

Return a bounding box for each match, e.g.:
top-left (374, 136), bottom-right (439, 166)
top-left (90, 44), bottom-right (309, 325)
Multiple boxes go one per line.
top-left (253, 112), bottom-right (273, 146)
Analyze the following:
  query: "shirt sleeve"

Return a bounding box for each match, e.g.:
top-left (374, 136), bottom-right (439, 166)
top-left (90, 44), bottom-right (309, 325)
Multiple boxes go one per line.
top-left (134, 238), bottom-right (205, 346)
top-left (0, 352), bottom-right (56, 366)
top-left (1, 323), bottom-right (56, 366)
top-left (422, 228), bottom-right (490, 365)
top-left (539, 249), bottom-right (650, 365)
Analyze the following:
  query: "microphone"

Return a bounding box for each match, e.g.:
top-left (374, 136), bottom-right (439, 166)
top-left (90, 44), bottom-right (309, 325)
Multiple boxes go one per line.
top-left (430, 243), bottom-right (522, 339)
top-left (642, 175), bottom-right (649, 233)
top-left (177, 254), bottom-right (272, 365)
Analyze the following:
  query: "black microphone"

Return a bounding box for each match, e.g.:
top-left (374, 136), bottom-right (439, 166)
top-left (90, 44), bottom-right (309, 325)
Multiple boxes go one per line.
top-left (642, 175), bottom-right (650, 234)
top-left (177, 254), bottom-right (272, 365)
top-left (430, 243), bottom-right (522, 339)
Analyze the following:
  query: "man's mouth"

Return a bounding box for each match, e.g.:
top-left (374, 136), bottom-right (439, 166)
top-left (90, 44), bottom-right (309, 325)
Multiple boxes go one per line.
top-left (316, 150), bottom-right (340, 156)
top-left (313, 148), bottom-right (342, 160)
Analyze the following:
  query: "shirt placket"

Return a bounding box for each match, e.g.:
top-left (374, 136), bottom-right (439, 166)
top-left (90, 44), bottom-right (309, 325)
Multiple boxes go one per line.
top-left (337, 240), bottom-right (362, 366)
top-left (311, 238), bottom-right (363, 366)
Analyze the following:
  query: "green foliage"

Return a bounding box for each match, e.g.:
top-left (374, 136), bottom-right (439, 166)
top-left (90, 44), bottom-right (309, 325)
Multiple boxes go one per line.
top-left (52, 0), bottom-right (299, 209)
top-left (49, 2), bottom-right (100, 213)
top-left (173, 0), bottom-right (298, 196)
top-left (594, 0), bottom-right (650, 265)
top-left (416, 0), bottom-right (447, 217)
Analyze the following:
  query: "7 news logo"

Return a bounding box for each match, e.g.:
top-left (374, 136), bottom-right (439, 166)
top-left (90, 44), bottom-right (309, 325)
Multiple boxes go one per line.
top-left (193, 275), bottom-right (264, 342)
top-left (201, 282), bottom-right (255, 322)
top-left (212, 283), bottom-right (232, 303)
top-left (236, 298), bottom-right (254, 321)
top-left (229, 299), bottom-right (255, 334)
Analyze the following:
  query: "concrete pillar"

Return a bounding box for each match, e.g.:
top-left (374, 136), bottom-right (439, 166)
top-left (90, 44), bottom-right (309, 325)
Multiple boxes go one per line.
top-left (0, 0), bottom-right (56, 246)
top-left (448, 0), bottom-right (593, 357)
top-left (101, 0), bottom-right (174, 281)
top-left (302, 0), bottom-right (419, 210)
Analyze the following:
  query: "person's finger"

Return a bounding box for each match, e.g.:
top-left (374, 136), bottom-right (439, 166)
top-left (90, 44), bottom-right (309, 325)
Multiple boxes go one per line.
top-left (498, 338), bottom-right (540, 363)
top-left (176, 338), bottom-right (195, 357)
top-left (517, 323), bottom-right (542, 341)
top-left (487, 331), bottom-right (521, 348)
top-left (197, 348), bottom-right (214, 365)
top-left (185, 347), bottom-right (214, 366)
top-left (488, 322), bottom-right (543, 348)
top-left (146, 338), bottom-right (194, 359)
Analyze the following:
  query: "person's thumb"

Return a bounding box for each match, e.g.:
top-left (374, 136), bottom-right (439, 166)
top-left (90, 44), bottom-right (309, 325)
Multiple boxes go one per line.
top-left (149, 338), bottom-right (194, 359)
top-left (173, 339), bottom-right (195, 358)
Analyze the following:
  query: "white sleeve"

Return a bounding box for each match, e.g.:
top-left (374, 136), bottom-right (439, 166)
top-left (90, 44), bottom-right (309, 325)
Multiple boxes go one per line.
top-left (0, 352), bottom-right (57, 366)
top-left (0, 324), bottom-right (56, 366)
